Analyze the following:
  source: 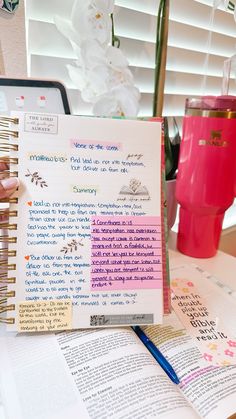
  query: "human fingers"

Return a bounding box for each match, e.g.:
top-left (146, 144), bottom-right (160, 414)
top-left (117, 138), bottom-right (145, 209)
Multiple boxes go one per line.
top-left (0, 162), bottom-right (8, 171)
top-left (0, 156), bottom-right (10, 171)
top-left (0, 162), bottom-right (9, 181)
top-left (0, 177), bottom-right (19, 200)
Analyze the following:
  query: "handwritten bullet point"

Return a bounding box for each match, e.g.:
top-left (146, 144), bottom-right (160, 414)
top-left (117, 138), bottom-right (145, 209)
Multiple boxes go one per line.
top-left (27, 201), bottom-right (32, 206)
top-left (24, 255), bottom-right (30, 260)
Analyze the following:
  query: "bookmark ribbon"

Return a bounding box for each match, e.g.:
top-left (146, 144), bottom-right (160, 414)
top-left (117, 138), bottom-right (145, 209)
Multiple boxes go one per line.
top-left (171, 278), bottom-right (236, 366)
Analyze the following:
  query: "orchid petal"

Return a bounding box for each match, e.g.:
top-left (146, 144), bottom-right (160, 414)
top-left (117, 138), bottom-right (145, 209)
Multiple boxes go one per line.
top-left (93, 96), bottom-right (119, 116)
top-left (80, 39), bottom-right (106, 68)
top-left (93, 85), bottom-right (140, 117)
top-left (95, 0), bottom-right (114, 14)
top-left (54, 16), bottom-right (79, 45)
top-left (67, 64), bottom-right (87, 90)
top-left (81, 66), bottom-right (110, 102)
top-left (106, 46), bottom-right (129, 68)
top-left (71, 3), bottom-right (112, 45)
top-left (57, 0), bottom-right (140, 117)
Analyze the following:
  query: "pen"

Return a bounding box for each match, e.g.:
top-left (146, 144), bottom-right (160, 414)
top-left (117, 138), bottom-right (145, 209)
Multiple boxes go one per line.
top-left (132, 326), bottom-right (180, 385)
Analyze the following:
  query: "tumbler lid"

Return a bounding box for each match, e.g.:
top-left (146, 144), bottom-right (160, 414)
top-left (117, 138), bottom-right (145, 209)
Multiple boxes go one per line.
top-left (186, 95), bottom-right (236, 112)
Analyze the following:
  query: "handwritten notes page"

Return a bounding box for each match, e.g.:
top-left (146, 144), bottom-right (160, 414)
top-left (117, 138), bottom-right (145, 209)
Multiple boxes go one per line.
top-left (8, 113), bottom-right (164, 331)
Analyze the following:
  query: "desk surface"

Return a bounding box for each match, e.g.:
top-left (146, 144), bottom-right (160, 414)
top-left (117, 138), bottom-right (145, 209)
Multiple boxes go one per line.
top-left (168, 231), bottom-right (236, 294)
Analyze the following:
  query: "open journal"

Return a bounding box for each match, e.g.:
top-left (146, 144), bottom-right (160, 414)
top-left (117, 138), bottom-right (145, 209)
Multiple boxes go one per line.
top-left (0, 265), bottom-right (236, 419)
top-left (0, 113), bottom-right (169, 332)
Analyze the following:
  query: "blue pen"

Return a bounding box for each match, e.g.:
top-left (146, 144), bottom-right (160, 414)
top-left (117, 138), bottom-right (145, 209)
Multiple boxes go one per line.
top-left (132, 326), bottom-right (180, 385)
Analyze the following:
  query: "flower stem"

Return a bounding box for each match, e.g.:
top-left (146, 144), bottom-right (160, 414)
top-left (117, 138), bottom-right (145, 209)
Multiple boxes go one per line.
top-left (153, 0), bottom-right (164, 116)
top-left (153, 0), bottom-right (169, 117)
top-left (111, 13), bottom-right (120, 48)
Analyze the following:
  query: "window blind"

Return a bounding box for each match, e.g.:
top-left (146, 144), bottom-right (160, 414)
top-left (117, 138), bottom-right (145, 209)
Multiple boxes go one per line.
top-left (25, 0), bottom-right (236, 228)
top-left (25, 0), bottom-right (236, 122)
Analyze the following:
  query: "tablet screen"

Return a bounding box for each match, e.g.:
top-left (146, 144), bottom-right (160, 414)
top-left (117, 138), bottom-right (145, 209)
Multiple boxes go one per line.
top-left (0, 79), bottom-right (70, 115)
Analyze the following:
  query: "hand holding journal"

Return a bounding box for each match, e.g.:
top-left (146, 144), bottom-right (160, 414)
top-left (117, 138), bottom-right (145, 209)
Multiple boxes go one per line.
top-left (0, 112), bottom-right (170, 332)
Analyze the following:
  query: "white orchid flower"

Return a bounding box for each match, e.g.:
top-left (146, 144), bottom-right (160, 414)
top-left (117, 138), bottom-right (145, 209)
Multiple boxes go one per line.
top-left (54, 16), bottom-right (80, 46)
top-left (71, 0), bottom-right (114, 15)
top-left (71, 0), bottom-right (113, 45)
top-left (55, 1), bottom-right (114, 46)
top-left (95, 0), bottom-right (114, 14)
top-left (55, 0), bottom-right (140, 117)
top-left (78, 39), bottom-right (106, 68)
top-left (81, 66), bottom-right (110, 102)
top-left (68, 62), bottom-right (110, 101)
top-left (66, 64), bottom-right (87, 91)
top-left (105, 45), bottom-right (129, 68)
top-left (93, 85), bottom-right (140, 117)
top-left (108, 67), bottom-right (134, 88)
top-left (78, 43), bottom-right (129, 73)
top-left (72, 40), bottom-right (135, 91)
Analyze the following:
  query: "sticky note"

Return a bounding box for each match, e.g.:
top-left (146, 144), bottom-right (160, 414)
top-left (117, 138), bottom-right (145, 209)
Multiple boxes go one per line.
top-left (17, 300), bottom-right (72, 332)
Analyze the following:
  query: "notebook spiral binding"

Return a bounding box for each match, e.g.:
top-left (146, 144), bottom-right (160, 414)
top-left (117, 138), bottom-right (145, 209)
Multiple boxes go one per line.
top-left (0, 116), bottom-right (19, 325)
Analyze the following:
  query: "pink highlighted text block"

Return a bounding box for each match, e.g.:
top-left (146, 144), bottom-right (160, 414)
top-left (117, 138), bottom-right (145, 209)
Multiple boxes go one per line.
top-left (91, 216), bottom-right (163, 291)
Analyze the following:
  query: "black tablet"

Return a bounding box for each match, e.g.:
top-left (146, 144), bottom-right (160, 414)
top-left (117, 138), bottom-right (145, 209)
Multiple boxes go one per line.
top-left (0, 78), bottom-right (70, 115)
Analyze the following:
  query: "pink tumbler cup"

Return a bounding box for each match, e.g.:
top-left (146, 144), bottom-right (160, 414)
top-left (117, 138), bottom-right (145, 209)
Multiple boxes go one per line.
top-left (176, 96), bottom-right (236, 258)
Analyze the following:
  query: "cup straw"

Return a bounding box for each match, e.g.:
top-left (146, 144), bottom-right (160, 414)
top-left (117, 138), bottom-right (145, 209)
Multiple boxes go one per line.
top-left (221, 54), bottom-right (236, 95)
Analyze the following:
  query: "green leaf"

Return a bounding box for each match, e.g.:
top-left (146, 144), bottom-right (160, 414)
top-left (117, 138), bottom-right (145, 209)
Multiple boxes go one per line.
top-left (3, 0), bottom-right (19, 13)
top-left (228, 1), bottom-right (235, 11)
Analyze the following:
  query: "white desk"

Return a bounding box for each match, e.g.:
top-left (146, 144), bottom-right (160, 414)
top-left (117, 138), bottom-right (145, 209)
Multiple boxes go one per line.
top-left (168, 231), bottom-right (236, 295)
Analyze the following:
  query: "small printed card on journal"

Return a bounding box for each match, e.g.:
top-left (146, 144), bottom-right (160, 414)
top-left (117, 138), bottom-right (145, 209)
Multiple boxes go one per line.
top-left (171, 265), bottom-right (236, 366)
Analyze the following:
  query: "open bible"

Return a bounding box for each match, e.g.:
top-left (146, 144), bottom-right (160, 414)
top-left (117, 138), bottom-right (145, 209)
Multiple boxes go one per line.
top-left (0, 265), bottom-right (236, 419)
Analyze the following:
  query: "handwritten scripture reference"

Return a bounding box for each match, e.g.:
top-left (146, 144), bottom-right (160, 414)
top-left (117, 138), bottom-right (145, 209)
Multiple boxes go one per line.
top-left (91, 216), bottom-right (163, 290)
top-left (17, 300), bottom-right (72, 332)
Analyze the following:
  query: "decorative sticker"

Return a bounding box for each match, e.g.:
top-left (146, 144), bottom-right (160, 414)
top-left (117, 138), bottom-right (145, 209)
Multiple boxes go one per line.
top-left (24, 113), bottom-right (58, 134)
top-left (171, 277), bottom-right (236, 366)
